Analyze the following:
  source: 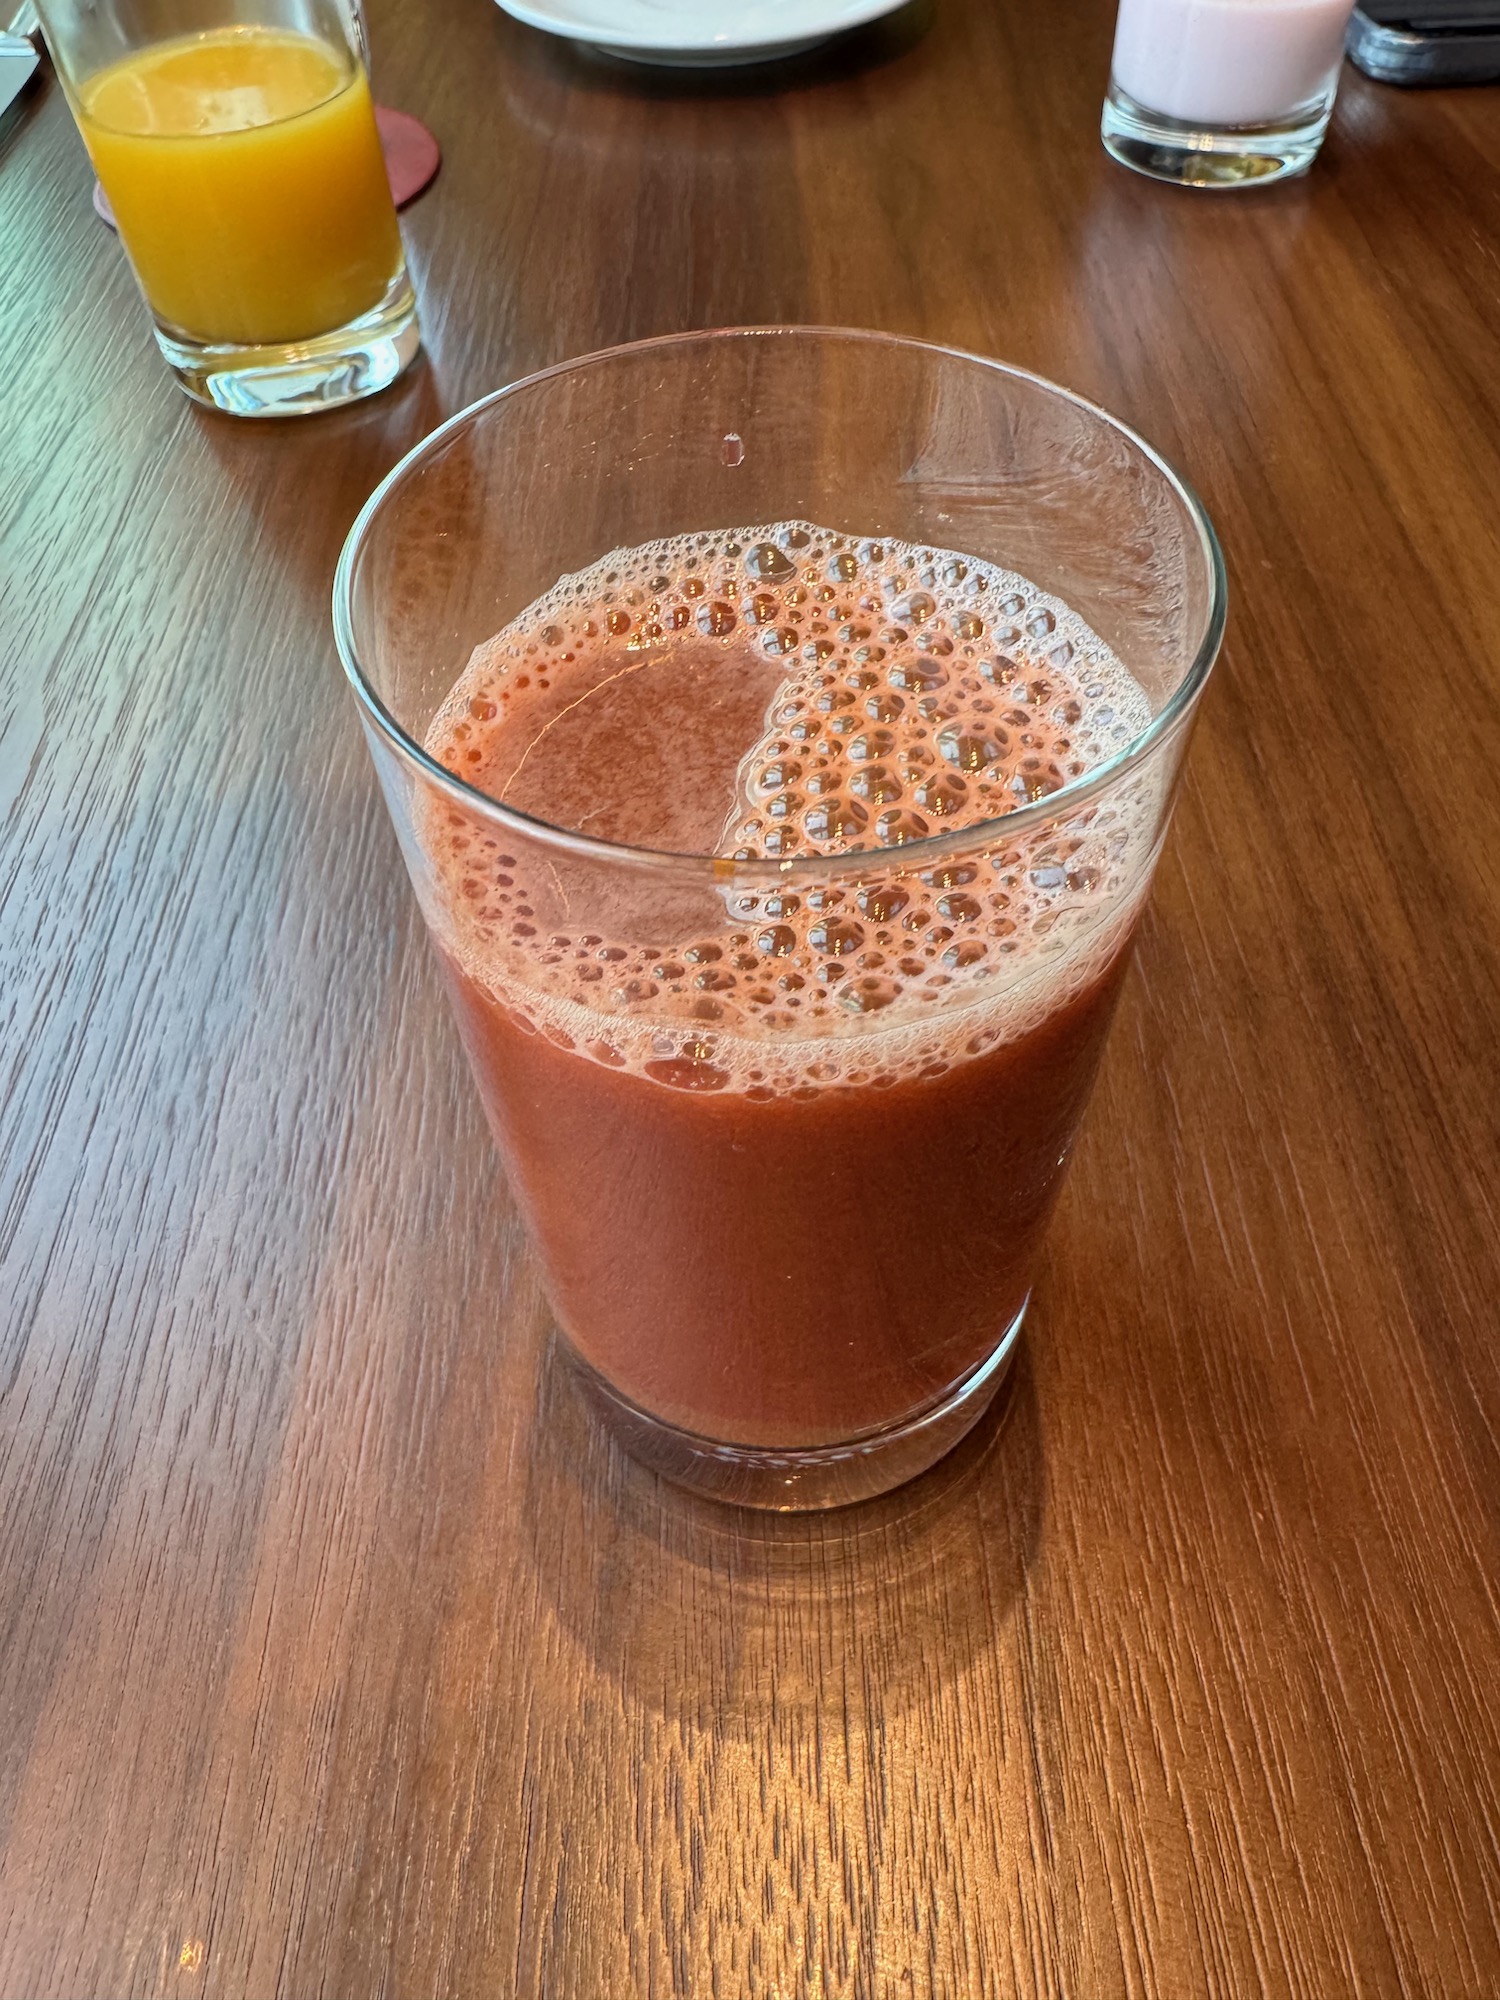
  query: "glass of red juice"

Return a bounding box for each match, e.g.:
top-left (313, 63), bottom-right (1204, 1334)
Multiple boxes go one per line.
top-left (334, 327), bottom-right (1225, 1509)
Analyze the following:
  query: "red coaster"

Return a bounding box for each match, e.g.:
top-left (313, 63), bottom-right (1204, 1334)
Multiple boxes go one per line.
top-left (93, 104), bottom-right (440, 228)
top-left (374, 104), bottom-right (440, 206)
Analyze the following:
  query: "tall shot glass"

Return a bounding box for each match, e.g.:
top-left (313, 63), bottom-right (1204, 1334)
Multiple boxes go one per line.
top-left (37, 0), bottom-right (420, 414)
top-left (334, 328), bottom-right (1226, 1509)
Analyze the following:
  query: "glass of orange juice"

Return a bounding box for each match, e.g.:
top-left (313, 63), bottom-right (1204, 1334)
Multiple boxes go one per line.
top-left (37, 0), bottom-right (420, 415)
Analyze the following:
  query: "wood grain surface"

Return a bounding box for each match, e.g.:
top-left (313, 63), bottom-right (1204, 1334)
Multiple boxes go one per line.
top-left (3, 0), bottom-right (1499, 1992)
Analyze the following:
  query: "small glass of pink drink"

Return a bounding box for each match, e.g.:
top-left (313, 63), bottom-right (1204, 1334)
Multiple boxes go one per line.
top-left (1103, 0), bottom-right (1359, 186)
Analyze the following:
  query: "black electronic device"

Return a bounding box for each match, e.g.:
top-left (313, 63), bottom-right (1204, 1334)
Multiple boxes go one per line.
top-left (1348, 0), bottom-right (1500, 82)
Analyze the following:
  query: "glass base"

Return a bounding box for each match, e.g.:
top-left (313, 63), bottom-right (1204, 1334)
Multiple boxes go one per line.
top-left (565, 1300), bottom-right (1027, 1511)
top-left (153, 269), bottom-right (421, 418)
top-left (1101, 81), bottom-right (1331, 187)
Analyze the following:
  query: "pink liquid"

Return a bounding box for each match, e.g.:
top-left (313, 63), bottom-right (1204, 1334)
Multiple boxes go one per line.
top-left (421, 524), bottom-right (1157, 1444)
top-left (1112, 0), bottom-right (1353, 125)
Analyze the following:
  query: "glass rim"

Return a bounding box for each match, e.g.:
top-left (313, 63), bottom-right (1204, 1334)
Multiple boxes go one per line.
top-left (332, 324), bottom-right (1227, 884)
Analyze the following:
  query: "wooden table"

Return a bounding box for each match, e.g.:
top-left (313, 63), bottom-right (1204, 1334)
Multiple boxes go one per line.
top-left (3, 1), bottom-right (1500, 1991)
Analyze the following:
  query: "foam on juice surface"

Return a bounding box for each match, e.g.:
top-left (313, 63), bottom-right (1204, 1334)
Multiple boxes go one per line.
top-left (421, 522), bottom-right (1159, 1095)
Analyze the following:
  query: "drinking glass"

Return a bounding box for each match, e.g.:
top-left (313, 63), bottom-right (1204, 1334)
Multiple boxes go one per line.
top-left (334, 328), bottom-right (1225, 1509)
top-left (1102, 0), bottom-right (1358, 186)
top-left (37, 0), bottom-right (420, 414)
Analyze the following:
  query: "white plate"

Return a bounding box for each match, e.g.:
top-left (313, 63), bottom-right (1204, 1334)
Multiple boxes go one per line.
top-left (496, 0), bottom-right (906, 64)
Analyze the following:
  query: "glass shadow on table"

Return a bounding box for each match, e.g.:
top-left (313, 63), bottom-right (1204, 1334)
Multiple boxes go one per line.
top-left (518, 1319), bottom-right (1045, 1723)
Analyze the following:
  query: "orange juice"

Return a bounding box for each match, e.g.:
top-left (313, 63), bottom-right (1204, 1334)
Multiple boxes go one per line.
top-left (77, 26), bottom-right (403, 346)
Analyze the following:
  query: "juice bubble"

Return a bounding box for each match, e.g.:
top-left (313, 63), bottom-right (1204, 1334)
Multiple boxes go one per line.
top-left (420, 522), bottom-right (1159, 1097)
